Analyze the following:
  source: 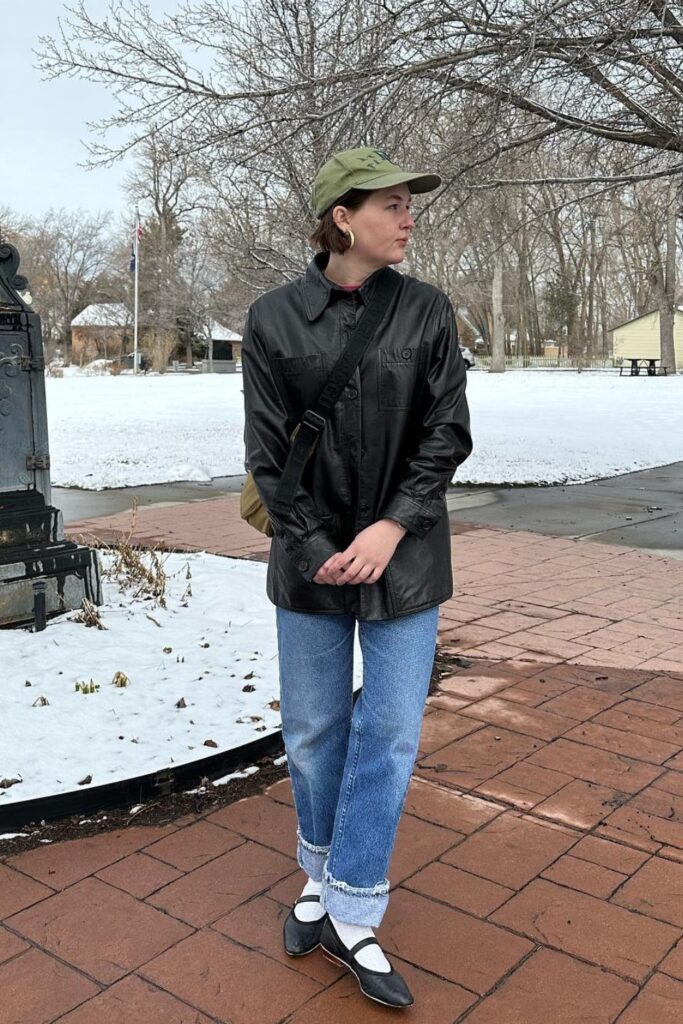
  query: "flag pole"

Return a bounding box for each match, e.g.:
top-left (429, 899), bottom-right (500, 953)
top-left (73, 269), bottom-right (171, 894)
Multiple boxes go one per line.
top-left (133, 208), bottom-right (140, 375)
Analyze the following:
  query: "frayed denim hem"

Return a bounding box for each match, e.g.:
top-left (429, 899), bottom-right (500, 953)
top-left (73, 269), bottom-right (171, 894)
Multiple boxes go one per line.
top-left (320, 862), bottom-right (390, 926)
top-left (297, 829), bottom-right (330, 881)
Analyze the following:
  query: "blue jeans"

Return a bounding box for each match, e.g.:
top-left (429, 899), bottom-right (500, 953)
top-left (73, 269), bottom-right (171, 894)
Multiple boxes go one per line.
top-left (276, 603), bottom-right (440, 927)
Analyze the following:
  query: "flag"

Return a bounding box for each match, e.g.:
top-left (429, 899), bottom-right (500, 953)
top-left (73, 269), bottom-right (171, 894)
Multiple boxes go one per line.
top-left (128, 213), bottom-right (143, 273)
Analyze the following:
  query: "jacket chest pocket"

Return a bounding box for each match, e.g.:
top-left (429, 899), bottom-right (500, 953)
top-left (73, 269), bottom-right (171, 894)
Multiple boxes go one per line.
top-left (378, 345), bottom-right (418, 409)
top-left (270, 353), bottom-right (326, 416)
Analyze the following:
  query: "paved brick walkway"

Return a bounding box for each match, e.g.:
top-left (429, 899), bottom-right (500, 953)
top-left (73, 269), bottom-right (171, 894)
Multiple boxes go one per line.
top-left (2, 496), bottom-right (683, 1021)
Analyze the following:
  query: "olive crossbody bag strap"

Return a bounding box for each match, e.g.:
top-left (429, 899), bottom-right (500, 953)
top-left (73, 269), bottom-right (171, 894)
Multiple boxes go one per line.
top-left (269, 266), bottom-right (401, 516)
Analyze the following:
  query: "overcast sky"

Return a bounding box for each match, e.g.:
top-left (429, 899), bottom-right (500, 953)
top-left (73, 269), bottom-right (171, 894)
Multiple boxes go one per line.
top-left (1, 1), bottom-right (179, 222)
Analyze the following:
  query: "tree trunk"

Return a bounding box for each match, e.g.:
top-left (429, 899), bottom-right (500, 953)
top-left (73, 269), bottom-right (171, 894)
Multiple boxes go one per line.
top-left (490, 249), bottom-right (505, 373)
top-left (517, 193), bottom-right (529, 365)
top-left (157, 215), bottom-right (168, 372)
top-left (660, 185), bottom-right (678, 374)
top-left (600, 281), bottom-right (609, 357)
top-left (566, 294), bottom-right (578, 361)
top-left (527, 259), bottom-right (542, 356)
top-left (587, 220), bottom-right (596, 358)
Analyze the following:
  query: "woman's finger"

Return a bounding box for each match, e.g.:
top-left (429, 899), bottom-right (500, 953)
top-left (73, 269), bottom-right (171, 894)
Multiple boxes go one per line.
top-left (333, 558), bottom-right (356, 584)
top-left (337, 559), bottom-right (368, 585)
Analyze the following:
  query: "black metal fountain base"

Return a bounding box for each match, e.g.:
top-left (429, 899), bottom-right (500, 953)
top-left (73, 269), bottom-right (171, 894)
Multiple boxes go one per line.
top-left (0, 242), bottom-right (102, 628)
top-left (0, 489), bottom-right (101, 628)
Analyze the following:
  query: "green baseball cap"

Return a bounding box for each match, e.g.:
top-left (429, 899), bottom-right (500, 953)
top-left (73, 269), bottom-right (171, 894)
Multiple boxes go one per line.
top-left (312, 147), bottom-right (441, 218)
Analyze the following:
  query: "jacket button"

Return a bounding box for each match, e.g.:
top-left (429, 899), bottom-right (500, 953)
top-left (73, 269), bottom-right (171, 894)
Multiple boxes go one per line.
top-left (401, 348), bottom-right (413, 359)
top-left (298, 559), bottom-right (309, 571)
top-left (419, 516), bottom-right (431, 527)
top-left (344, 385), bottom-right (358, 399)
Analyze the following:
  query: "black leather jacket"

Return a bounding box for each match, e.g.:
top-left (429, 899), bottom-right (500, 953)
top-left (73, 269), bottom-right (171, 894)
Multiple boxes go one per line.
top-left (241, 251), bottom-right (473, 620)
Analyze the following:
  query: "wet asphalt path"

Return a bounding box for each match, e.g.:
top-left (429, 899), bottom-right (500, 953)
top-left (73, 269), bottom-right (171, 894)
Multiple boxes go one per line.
top-left (56, 461), bottom-right (683, 560)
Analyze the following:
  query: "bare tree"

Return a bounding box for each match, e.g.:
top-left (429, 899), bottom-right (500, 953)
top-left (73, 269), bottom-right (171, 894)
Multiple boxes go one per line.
top-left (37, 1), bottom-right (683, 366)
top-left (0, 206), bottom-right (30, 244)
top-left (648, 178), bottom-right (683, 373)
top-left (3, 208), bottom-right (112, 356)
top-left (39, 2), bottom-right (683, 182)
top-left (124, 132), bottom-right (205, 368)
top-left (490, 250), bottom-right (505, 371)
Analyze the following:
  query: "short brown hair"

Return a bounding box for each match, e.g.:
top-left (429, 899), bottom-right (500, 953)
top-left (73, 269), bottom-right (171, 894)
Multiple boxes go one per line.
top-left (308, 188), bottom-right (371, 253)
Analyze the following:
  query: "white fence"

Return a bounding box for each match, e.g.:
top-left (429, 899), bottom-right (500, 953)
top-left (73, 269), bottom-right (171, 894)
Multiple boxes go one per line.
top-left (473, 355), bottom-right (616, 369)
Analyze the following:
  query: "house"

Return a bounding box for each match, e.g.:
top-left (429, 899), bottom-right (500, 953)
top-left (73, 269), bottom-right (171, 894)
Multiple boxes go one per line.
top-left (70, 303), bottom-right (131, 364)
top-left (611, 307), bottom-right (683, 369)
top-left (203, 320), bottom-right (243, 371)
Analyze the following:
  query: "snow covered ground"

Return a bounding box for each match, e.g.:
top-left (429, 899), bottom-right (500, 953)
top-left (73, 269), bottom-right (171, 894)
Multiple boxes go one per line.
top-left (46, 368), bottom-right (683, 490)
top-left (1, 550), bottom-right (364, 808)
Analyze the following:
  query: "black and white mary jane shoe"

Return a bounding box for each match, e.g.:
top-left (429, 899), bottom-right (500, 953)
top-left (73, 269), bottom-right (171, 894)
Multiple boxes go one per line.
top-left (283, 894), bottom-right (328, 956)
top-left (319, 916), bottom-right (414, 1008)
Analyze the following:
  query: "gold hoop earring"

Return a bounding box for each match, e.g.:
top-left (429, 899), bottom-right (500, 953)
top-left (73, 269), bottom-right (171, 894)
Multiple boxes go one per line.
top-left (344, 228), bottom-right (355, 250)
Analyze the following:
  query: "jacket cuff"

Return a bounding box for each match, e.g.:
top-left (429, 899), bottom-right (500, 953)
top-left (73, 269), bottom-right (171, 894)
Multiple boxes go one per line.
top-left (379, 490), bottom-right (444, 539)
top-left (278, 528), bottom-right (339, 582)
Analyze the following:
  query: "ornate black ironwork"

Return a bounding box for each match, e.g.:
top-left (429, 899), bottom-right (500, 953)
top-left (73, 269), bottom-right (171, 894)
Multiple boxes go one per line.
top-left (0, 243), bottom-right (29, 310)
top-left (0, 241), bottom-right (102, 628)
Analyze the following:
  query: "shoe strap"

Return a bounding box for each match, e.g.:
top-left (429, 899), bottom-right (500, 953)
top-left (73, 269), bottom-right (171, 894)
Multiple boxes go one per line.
top-left (296, 894), bottom-right (321, 904)
top-left (349, 935), bottom-right (381, 957)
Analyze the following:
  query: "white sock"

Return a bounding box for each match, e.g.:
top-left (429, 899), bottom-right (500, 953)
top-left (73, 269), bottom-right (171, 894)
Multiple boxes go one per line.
top-left (328, 913), bottom-right (391, 972)
top-left (293, 876), bottom-right (326, 921)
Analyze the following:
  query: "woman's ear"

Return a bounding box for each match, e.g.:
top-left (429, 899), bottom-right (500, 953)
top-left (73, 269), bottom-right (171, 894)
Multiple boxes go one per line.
top-left (332, 204), bottom-right (351, 232)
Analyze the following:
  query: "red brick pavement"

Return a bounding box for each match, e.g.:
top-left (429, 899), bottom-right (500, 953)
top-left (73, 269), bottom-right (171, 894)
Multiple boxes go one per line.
top-left (1, 496), bottom-right (683, 1021)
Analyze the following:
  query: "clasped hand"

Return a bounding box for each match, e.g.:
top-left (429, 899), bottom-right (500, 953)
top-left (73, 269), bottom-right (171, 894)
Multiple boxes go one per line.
top-left (312, 519), bottom-right (406, 585)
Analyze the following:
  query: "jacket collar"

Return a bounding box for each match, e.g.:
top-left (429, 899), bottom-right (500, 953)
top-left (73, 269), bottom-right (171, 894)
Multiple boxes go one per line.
top-left (301, 251), bottom-right (386, 322)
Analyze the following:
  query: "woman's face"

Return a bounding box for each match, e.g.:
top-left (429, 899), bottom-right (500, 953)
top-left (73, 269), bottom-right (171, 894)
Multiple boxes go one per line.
top-left (334, 183), bottom-right (416, 266)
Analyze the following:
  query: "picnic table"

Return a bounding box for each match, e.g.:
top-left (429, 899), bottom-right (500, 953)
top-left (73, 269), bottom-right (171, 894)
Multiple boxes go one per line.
top-left (619, 357), bottom-right (668, 376)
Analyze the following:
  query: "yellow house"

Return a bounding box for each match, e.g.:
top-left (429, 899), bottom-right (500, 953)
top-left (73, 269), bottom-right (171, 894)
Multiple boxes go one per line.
top-left (611, 307), bottom-right (683, 369)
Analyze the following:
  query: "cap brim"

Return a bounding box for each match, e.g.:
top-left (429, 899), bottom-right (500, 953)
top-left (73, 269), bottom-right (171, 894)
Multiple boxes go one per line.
top-left (353, 169), bottom-right (442, 195)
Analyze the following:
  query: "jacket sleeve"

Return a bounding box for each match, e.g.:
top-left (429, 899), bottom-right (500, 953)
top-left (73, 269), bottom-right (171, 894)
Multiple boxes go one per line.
top-left (241, 302), bottom-right (339, 581)
top-left (379, 296), bottom-right (473, 538)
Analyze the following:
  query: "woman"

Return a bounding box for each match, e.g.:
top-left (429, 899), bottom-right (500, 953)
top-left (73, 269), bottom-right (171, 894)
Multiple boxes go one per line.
top-left (241, 147), bottom-right (473, 1008)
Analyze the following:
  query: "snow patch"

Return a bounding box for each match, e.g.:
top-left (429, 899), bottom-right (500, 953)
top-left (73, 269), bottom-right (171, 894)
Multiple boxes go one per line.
top-left (45, 370), bottom-right (683, 490)
top-left (2, 550), bottom-right (364, 806)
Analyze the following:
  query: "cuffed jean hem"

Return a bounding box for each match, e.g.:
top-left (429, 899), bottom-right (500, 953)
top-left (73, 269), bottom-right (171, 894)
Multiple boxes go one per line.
top-left (320, 862), bottom-right (390, 926)
top-left (297, 830), bottom-right (330, 881)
